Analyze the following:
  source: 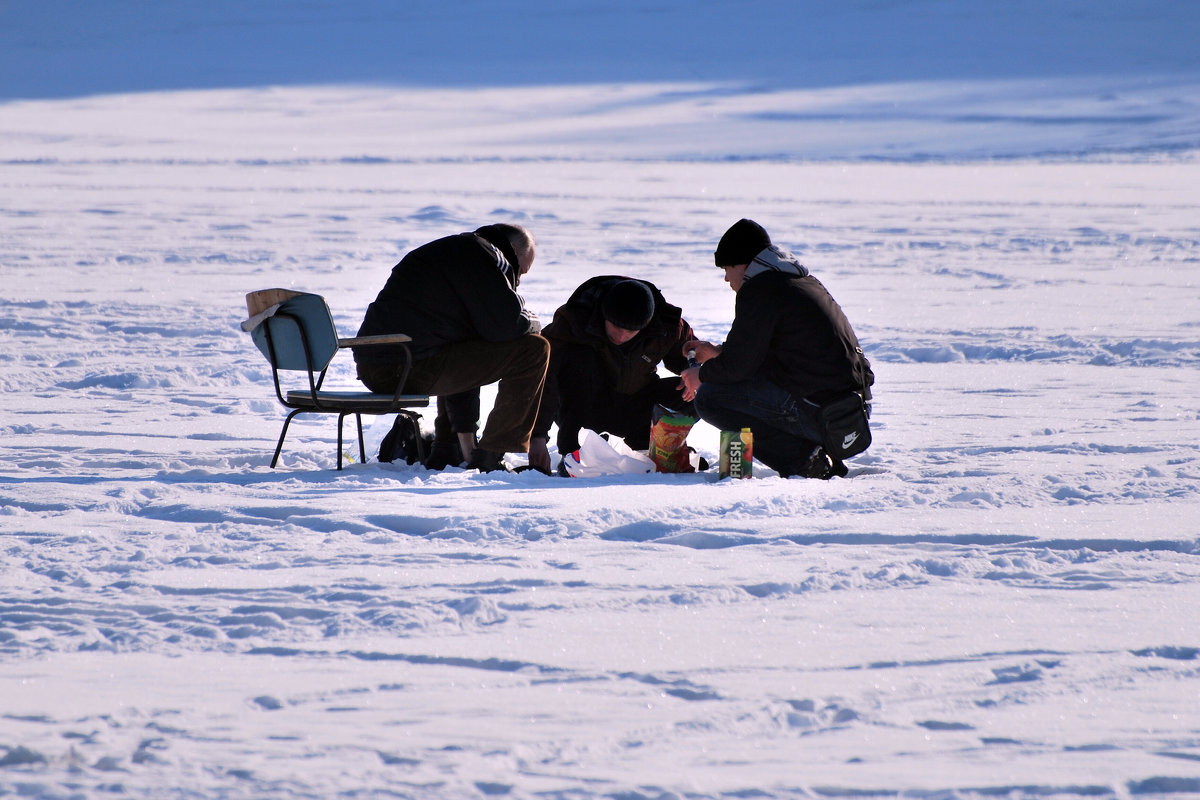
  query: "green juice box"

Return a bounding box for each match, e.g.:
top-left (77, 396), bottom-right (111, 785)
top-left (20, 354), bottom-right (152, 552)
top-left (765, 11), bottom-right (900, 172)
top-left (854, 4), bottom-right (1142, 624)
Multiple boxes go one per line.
top-left (719, 428), bottom-right (753, 479)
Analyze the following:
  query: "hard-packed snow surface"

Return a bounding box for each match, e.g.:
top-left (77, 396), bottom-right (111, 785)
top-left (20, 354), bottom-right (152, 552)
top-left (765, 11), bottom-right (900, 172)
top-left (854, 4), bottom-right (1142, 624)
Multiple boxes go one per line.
top-left (2, 2), bottom-right (1200, 798)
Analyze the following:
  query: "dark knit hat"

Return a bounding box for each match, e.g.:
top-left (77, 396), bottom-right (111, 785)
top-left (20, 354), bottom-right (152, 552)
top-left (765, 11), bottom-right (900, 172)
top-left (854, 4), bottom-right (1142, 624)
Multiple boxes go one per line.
top-left (601, 280), bottom-right (655, 331)
top-left (714, 218), bottom-right (771, 267)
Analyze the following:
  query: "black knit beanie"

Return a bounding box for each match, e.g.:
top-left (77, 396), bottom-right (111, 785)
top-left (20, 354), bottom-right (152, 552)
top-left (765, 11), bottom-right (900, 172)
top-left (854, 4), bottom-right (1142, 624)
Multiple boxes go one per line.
top-left (601, 280), bottom-right (655, 331)
top-left (714, 218), bottom-right (771, 267)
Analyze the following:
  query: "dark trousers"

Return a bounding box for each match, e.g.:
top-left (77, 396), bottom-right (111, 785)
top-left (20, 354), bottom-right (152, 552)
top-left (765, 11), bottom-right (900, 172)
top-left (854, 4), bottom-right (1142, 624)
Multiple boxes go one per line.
top-left (554, 351), bottom-right (693, 453)
top-left (432, 392), bottom-right (480, 441)
top-left (359, 335), bottom-right (549, 454)
top-left (693, 375), bottom-right (824, 476)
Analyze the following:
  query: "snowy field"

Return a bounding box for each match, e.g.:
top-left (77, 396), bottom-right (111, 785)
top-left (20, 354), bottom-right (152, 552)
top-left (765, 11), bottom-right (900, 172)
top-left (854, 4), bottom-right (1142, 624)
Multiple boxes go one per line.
top-left (3, 2), bottom-right (1200, 799)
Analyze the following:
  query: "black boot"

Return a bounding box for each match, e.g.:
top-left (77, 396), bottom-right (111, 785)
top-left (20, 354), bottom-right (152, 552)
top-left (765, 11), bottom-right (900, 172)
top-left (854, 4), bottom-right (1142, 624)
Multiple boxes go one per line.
top-left (780, 445), bottom-right (835, 480)
top-left (464, 448), bottom-right (510, 473)
top-left (422, 439), bottom-right (463, 471)
top-left (799, 445), bottom-right (835, 480)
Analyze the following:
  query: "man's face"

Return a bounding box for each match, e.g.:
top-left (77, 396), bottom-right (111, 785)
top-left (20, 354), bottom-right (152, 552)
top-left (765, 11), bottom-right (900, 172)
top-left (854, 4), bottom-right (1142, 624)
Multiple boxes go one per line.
top-left (518, 247), bottom-right (536, 277)
top-left (722, 263), bottom-right (749, 292)
top-left (604, 320), bottom-right (640, 346)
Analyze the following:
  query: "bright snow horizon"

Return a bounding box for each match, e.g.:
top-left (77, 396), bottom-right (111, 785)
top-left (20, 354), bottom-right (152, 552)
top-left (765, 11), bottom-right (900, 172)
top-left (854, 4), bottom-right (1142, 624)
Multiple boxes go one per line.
top-left (2, 2), bottom-right (1199, 799)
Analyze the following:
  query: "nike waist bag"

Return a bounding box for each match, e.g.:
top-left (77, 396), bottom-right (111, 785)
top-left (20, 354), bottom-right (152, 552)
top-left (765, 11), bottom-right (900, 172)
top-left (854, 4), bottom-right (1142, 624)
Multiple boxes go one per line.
top-left (812, 390), bottom-right (871, 461)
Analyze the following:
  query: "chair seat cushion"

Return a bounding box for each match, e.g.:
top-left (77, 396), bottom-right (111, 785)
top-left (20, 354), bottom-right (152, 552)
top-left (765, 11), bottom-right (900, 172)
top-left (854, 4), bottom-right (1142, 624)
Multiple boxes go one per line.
top-left (285, 390), bottom-right (429, 411)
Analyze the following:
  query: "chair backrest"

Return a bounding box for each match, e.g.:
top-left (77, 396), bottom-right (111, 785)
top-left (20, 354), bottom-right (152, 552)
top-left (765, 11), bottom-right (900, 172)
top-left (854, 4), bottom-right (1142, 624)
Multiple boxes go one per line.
top-left (249, 292), bottom-right (340, 372)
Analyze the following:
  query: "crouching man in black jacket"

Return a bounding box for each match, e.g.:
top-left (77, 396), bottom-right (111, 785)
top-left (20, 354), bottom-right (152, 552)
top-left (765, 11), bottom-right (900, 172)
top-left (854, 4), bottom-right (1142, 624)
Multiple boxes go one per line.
top-left (527, 276), bottom-right (696, 474)
top-left (680, 219), bottom-right (874, 479)
top-left (354, 224), bottom-right (549, 473)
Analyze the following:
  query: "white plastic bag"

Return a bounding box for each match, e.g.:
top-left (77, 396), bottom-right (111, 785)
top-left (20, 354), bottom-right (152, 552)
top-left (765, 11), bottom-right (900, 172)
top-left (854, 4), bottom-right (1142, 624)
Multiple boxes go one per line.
top-left (562, 429), bottom-right (655, 477)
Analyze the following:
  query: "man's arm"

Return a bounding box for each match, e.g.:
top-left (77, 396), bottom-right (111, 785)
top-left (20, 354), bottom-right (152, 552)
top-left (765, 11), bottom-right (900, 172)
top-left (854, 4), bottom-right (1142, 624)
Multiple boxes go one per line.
top-left (697, 286), bottom-right (778, 385)
top-left (457, 249), bottom-right (536, 342)
top-left (531, 334), bottom-right (565, 443)
top-left (661, 317), bottom-right (698, 375)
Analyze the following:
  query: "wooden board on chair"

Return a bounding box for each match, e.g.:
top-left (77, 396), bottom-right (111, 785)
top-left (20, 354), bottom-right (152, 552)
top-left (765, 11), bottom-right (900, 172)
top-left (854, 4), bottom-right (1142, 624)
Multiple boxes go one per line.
top-left (245, 288), bottom-right (304, 318)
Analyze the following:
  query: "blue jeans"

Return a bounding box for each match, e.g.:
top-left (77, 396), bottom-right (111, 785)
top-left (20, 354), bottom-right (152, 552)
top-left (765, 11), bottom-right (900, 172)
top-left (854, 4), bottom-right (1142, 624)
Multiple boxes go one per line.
top-left (694, 376), bottom-right (824, 476)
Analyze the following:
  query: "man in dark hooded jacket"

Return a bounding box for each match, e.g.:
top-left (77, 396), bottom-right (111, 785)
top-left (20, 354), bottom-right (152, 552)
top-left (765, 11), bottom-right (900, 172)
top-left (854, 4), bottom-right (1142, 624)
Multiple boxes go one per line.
top-left (354, 223), bottom-right (549, 472)
top-left (527, 276), bottom-right (696, 473)
top-left (680, 219), bottom-right (874, 479)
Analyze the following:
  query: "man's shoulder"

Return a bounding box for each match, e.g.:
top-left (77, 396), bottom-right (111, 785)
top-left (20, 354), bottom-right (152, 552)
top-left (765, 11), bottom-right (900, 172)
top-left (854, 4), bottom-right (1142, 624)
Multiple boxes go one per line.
top-left (405, 233), bottom-right (518, 288)
top-left (406, 231), bottom-right (501, 262)
top-left (750, 268), bottom-right (806, 285)
top-left (544, 303), bottom-right (601, 344)
top-left (746, 270), bottom-right (822, 300)
top-left (740, 270), bottom-right (794, 301)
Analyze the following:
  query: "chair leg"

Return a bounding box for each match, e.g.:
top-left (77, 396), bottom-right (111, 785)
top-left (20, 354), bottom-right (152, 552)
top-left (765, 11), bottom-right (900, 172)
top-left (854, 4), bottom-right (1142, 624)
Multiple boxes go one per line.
top-left (274, 409), bottom-right (418, 471)
top-left (272, 409), bottom-right (304, 469)
top-left (336, 413), bottom-right (347, 471)
top-left (407, 412), bottom-right (427, 464)
top-left (355, 414), bottom-right (367, 464)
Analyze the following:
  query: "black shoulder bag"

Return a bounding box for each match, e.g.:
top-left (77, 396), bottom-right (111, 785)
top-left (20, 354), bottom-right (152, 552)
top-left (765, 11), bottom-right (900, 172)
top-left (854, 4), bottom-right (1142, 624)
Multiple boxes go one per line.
top-left (806, 347), bottom-right (873, 462)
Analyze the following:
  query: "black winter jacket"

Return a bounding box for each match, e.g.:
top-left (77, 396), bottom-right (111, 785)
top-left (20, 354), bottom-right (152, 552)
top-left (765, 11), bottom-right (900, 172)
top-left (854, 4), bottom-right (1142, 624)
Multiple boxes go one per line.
top-left (354, 231), bottom-right (535, 365)
top-left (699, 267), bottom-right (873, 404)
top-left (533, 276), bottom-right (695, 440)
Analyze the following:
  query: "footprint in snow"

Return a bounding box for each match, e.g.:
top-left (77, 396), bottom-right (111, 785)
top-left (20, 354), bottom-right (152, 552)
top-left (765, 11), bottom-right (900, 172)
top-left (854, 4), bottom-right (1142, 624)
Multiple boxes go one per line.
top-left (0, 746), bottom-right (47, 767)
top-left (987, 664), bottom-right (1043, 685)
top-left (918, 720), bottom-right (975, 731)
top-left (1131, 645), bottom-right (1199, 660)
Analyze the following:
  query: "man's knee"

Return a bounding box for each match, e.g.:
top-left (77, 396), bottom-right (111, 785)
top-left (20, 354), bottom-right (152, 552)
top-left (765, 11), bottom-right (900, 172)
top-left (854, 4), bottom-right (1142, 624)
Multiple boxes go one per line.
top-left (693, 383), bottom-right (719, 420)
top-left (510, 333), bottom-right (550, 374)
top-left (694, 383), bottom-right (746, 431)
top-left (523, 333), bottom-right (550, 360)
top-left (357, 362), bottom-right (402, 394)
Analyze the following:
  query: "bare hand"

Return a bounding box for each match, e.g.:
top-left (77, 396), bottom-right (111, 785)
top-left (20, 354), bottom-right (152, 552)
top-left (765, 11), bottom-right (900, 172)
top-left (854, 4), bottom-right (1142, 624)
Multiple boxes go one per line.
top-left (682, 340), bottom-right (720, 363)
top-left (678, 366), bottom-right (701, 403)
top-left (527, 438), bottom-right (552, 474)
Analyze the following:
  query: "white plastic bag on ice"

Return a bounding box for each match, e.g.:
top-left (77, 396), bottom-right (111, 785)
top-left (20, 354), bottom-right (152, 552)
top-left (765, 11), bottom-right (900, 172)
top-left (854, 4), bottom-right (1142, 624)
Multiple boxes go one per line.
top-left (562, 429), bottom-right (655, 478)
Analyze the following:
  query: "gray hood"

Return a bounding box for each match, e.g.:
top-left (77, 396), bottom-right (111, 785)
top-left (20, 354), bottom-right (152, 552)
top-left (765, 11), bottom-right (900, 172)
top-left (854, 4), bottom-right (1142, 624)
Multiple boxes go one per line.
top-left (744, 244), bottom-right (809, 281)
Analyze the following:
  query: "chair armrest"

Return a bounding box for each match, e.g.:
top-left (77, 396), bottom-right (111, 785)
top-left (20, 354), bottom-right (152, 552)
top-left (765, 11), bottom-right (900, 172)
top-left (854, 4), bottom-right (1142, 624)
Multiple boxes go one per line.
top-left (338, 333), bottom-right (413, 347)
top-left (337, 333), bottom-right (422, 404)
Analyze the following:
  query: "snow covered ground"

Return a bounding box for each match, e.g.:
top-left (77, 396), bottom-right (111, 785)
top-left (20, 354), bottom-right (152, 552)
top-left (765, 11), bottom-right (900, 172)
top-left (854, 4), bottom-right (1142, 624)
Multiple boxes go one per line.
top-left (2, 2), bottom-right (1200, 798)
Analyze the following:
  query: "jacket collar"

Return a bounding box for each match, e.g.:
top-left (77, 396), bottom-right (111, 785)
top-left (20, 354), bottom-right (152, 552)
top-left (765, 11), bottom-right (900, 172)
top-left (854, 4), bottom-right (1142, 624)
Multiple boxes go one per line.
top-left (744, 244), bottom-right (809, 282)
top-left (473, 230), bottom-right (522, 288)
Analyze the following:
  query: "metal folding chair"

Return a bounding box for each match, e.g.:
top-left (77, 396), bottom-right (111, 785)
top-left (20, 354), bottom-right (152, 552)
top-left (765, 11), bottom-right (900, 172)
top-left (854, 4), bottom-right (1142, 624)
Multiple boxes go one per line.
top-left (242, 289), bottom-right (429, 470)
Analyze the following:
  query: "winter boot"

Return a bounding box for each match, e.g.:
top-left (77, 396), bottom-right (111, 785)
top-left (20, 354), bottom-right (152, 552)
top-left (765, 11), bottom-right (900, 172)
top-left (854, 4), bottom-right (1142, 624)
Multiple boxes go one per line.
top-left (797, 445), bottom-right (835, 480)
top-left (464, 448), bottom-right (510, 473)
top-left (422, 438), bottom-right (464, 471)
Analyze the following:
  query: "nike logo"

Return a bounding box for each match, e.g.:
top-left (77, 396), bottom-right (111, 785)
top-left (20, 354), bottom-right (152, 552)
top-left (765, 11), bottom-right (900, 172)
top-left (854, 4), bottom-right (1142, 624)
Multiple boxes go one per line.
top-left (842, 432), bottom-right (858, 448)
